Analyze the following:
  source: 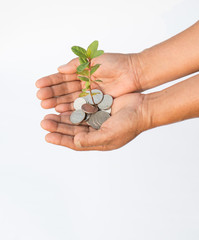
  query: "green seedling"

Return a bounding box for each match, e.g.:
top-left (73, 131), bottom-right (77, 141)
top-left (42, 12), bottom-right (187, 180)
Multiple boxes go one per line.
top-left (71, 40), bottom-right (104, 104)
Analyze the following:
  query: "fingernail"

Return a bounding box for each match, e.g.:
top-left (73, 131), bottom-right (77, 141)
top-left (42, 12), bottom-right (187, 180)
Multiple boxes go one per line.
top-left (57, 64), bottom-right (66, 71)
top-left (45, 134), bottom-right (50, 143)
top-left (75, 140), bottom-right (82, 148)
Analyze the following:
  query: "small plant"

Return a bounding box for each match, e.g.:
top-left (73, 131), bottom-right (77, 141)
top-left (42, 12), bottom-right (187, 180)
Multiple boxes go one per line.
top-left (71, 40), bottom-right (104, 104)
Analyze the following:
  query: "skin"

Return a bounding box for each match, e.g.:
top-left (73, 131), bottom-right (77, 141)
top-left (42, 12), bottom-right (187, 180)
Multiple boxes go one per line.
top-left (41, 93), bottom-right (145, 151)
top-left (36, 21), bottom-right (199, 151)
top-left (40, 75), bottom-right (199, 151)
top-left (36, 53), bottom-right (140, 112)
top-left (146, 75), bottom-right (199, 128)
top-left (139, 21), bottom-right (199, 90)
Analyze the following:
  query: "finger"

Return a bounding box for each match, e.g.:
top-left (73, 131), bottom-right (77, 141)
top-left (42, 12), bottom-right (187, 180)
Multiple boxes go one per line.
top-left (44, 114), bottom-right (63, 122)
top-left (45, 133), bottom-right (78, 150)
top-left (60, 111), bottom-right (73, 116)
top-left (40, 98), bottom-right (57, 109)
top-left (40, 91), bottom-right (81, 109)
top-left (41, 119), bottom-right (88, 136)
top-left (45, 133), bottom-right (107, 151)
top-left (35, 72), bottom-right (78, 88)
top-left (58, 58), bottom-right (79, 74)
top-left (37, 81), bottom-right (81, 100)
top-left (44, 113), bottom-right (88, 126)
top-left (74, 128), bottom-right (110, 148)
top-left (55, 103), bottom-right (74, 112)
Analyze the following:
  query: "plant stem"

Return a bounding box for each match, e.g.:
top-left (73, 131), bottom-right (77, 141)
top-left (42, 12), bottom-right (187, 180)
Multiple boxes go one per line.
top-left (88, 59), bottom-right (96, 105)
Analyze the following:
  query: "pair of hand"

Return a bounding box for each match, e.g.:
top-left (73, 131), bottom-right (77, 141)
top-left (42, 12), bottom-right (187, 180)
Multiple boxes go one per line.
top-left (36, 53), bottom-right (149, 150)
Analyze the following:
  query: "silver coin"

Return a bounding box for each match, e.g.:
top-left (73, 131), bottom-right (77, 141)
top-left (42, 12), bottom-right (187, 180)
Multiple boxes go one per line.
top-left (92, 112), bottom-right (102, 128)
top-left (102, 108), bottom-right (111, 114)
top-left (73, 97), bottom-right (87, 110)
top-left (70, 110), bottom-right (85, 124)
top-left (86, 120), bottom-right (91, 126)
top-left (95, 111), bottom-right (110, 125)
top-left (86, 89), bottom-right (104, 105)
top-left (97, 94), bottom-right (113, 110)
top-left (83, 95), bottom-right (89, 103)
top-left (83, 91), bottom-right (91, 103)
top-left (85, 113), bottom-right (91, 122)
top-left (87, 113), bottom-right (101, 130)
top-left (88, 111), bottom-right (110, 129)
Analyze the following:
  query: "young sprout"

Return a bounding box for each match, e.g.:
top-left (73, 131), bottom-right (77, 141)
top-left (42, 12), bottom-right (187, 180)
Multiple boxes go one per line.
top-left (71, 40), bottom-right (104, 105)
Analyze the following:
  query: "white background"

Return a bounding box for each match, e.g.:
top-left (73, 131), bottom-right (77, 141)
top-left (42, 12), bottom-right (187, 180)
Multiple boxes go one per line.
top-left (0, 0), bottom-right (199, 239)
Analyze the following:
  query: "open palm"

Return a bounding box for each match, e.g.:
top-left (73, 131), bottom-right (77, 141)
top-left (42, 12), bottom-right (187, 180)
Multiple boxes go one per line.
top-left (40, 93), bottom-right (146, 151)
top-left (36, 53), bottom-right (140, 113)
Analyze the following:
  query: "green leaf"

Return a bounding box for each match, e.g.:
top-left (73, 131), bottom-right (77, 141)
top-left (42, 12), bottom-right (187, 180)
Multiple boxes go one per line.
top-left (93, 50), bottom-right (104, 58)
top-left (87, 40), bottom-right (98, 59)
top-left (95, 79), bottom-right (103, 82)
top-left (77, 69), bottom-right (89, 76)
top-left (77, 76), bottom-right (89, 82)
top-left (90, 64), bottom-right (101, 75)
top-left (79, 57), bottom-right (88, 64)
top-left (85, 81), bottom-right (90, 89)
top-left (79, 92), bottom-right (89, 97)
top-left (87, 48), bottom-right (91, 59)
top-left (71, 46), bottom-right (87, 58)
top-left (77, 62), bottom-right (89, 73)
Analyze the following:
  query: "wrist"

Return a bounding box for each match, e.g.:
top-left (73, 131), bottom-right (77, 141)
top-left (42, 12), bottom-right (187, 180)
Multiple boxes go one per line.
top-left (136, 48), bottom-right (165, 91)
top-left (127, 53), bottom-right (147, 91)
top-left (141, 90), bottom-right (178, 130)
top-left (139, 89), bottom-right (172, 132)
top-left (141, 91), bottom-right (162, 130)
top-left (141, 74), bottom-right (199, 131)
top-left (137, 93), bottom-right (153, 133)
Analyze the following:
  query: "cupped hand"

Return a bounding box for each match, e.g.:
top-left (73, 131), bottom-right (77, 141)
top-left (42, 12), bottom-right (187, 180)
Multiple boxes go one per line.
top-left (35, 53), bottom-right (142, 113)
top-left (40, 93), bottom-right (149, 151)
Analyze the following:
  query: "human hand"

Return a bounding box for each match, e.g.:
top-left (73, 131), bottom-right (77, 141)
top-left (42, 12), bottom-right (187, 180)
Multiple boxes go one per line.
top-left (36, 53), bottom-right (142, 113)
top-left (40, 93), bottom-right (149, 151)
top-left (36, 22), bottom-right (199, 113)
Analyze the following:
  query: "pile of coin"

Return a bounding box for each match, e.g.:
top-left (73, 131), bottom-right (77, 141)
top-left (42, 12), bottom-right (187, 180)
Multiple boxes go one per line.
top-left (70, 89), bottom-right (113, 130)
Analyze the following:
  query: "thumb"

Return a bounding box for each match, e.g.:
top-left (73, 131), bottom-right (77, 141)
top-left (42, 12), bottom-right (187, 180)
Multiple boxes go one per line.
top-left (74, 130), bottom-right (109, 148)
top-left (58, 58), bottom-right (79, 74)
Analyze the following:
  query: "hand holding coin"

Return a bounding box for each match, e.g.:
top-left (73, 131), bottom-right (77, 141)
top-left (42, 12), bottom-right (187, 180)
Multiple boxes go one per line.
top-left (41, 93), bottom-right (147, 151)
top-left (70, 89), bottom-right (113, 130)
top-left (35, 53), bottom-right (141, 113)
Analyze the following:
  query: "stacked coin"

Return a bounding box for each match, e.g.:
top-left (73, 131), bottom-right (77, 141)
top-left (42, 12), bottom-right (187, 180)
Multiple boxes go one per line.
top-left (70, 89), bottom-right (113, 130)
